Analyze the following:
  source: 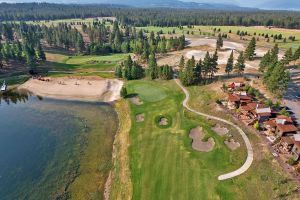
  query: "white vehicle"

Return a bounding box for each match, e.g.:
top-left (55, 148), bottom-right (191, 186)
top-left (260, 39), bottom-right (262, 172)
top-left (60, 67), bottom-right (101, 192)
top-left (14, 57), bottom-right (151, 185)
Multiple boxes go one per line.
top-left (1, 81), bottom-right (7, 92)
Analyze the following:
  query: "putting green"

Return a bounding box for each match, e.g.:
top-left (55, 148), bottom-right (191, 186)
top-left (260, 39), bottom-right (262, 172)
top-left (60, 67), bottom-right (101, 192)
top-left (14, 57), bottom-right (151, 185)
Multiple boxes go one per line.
top-left (131, 82), bottom-right (168, 102)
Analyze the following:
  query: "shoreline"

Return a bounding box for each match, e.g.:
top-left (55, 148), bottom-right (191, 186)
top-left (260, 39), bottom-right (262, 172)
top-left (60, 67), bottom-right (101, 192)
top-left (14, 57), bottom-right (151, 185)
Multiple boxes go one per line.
top-left (104, 100), bottom-right (133, 200)
top-left (18, 76), bottom-right (123, 103)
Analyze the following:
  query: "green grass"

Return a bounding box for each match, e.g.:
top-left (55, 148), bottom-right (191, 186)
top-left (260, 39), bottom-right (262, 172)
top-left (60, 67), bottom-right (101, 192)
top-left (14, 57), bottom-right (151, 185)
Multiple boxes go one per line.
top-left (45, 52), bottom-right (129, 77)
top-left (126, 79), bottom-right (299, 200)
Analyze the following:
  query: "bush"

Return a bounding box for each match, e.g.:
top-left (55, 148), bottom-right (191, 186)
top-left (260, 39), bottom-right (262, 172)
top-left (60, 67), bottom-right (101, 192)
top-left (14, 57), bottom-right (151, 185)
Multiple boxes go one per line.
top-left (120, 86), bottom-right (127, 98)
top-left (287, 158), bottom-right (298, 166)
top-left (253, 121), bottom-right (260, 130)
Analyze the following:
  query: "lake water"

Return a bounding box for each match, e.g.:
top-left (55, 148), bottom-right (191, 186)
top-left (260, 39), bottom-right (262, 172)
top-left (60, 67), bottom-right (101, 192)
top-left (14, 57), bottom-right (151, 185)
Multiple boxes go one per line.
top-left (0, 91), bottom-right (118, 199)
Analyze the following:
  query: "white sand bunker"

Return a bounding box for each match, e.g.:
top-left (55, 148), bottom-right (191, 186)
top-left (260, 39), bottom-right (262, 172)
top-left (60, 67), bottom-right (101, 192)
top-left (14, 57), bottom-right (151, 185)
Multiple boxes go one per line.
top-left (136, 113), bottom-right (145, 122)
top-left (19, 76), bottom-right (123, 102)
top-left (159, 117), bottom-right (168, 126)
top-left (212, 124), bottom-right (229, 136)
top-left (186, 38), bottom-right (244, 51)
top-left (189, 127), bottom-right (215, 152)
top-left (224, 139), bottom-right (240, 151)
top-left (129, 96), bottom-right (143, 105)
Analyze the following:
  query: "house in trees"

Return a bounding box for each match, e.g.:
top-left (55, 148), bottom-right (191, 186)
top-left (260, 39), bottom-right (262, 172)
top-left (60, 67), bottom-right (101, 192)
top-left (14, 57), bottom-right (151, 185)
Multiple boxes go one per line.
top-left (228, 82), bottom-right (245, 91)
top-left (227, 93), bottom-right (252, 109)
top-left (292, 134), bottom-right (300, 160)
top-left (265, 116), bottom-right (298, 137)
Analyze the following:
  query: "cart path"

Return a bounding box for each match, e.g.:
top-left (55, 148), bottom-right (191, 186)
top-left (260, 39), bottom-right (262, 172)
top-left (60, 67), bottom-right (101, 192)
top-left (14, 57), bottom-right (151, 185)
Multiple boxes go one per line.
top-left (174, 79), bottom-right (254, 181)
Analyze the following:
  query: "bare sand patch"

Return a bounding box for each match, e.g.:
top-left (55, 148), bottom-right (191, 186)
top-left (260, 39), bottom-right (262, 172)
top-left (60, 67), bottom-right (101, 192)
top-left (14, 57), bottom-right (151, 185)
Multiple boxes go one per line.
top-left (212, 124), bottom-right (229, 136)
top-left (129, 96), bottom-right (143, 105)
top-left (186, 38), bottom-right (244, 51)
top-left (225, 139), bottom-right (240, 151)
top-left (18, 76), bottom-right (123, 102)
top-left (189, 127), bottom-right (215, 152)
top-left (159, 117), bottom-right (168, 126)
top-left (136, 113), bottom-right (145, 122)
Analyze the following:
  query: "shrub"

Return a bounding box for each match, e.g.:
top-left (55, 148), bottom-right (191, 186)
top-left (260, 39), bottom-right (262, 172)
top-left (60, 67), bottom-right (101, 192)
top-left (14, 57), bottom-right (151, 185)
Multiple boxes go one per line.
top-left (120, 86), bottom-right (127, 98)
top-left (287, 158), bottom-right (298, 166)
top-left (253, 121), bottom-right (260, 130)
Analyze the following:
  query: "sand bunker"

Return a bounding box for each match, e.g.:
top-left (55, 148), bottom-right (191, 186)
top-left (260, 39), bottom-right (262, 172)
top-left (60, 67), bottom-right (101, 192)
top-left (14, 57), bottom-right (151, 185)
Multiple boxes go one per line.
top-left (186, 38), bottom-right (244, 51)
top-left (129, 96), bottom-right (143, 105)
top-left (159, 117), bottom-right (168, 126)
top-left (212, 124), bottom-right (229, 136)
top-left (189, 127), bottom-right (215, 152)
top-left (136, 113), bottom-right (145, 122)
top-left (225, 139), bottom-right (240, 151)
top-left (18, 76), bottom-right (123, 102)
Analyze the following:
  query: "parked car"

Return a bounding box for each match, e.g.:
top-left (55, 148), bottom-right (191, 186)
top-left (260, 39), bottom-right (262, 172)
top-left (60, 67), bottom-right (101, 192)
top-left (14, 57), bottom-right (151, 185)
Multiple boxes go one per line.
top-left (296, 94), bottom-right (300, 100)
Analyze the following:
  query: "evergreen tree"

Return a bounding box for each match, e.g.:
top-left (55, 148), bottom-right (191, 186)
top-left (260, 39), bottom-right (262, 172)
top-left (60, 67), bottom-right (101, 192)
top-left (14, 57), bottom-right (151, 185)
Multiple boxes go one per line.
top-left (120, 86), bottom-right (127, 98)
top-left (259, 50), bottom-right (271, 72)
top-left (179, 55), bottom-right (185, 70)
top-left (216, 34), bottom-right (223, 50)
top-left (76, 34), bottom-right (85, 54)
top-left (234, 51), bottom-right (245, 75)
top-left (210, 49), bottom-right (219, 79)
top-left (36, 43), bottom-right (46, 62)
top-left (180, 58), bottom-right (195, 86)
top-left (147, 53), bottom-right (158, 79)
top-left (244, 37), bottom-right (256, 60)
top-left (202, 51), bottom-right (211, 81)
top-left (225, 50), bottom-right (234, 77)
top-left (282, 47), bottom-right (293, 65)
top-left (194, 59), bottom-right (203, 84)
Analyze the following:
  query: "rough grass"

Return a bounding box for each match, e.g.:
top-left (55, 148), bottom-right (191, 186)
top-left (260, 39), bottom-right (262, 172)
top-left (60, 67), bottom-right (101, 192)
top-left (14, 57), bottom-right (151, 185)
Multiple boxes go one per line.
top-left (109, 100), bottom-right (133, 200)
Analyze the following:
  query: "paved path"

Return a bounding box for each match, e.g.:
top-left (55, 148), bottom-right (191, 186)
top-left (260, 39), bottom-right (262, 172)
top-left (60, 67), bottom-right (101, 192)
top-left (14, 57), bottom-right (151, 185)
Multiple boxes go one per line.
top-left (174, 79), bottom-right (254, 181)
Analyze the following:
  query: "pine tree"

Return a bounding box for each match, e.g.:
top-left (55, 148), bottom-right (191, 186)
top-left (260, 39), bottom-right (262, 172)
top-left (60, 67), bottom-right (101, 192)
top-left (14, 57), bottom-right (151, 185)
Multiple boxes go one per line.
top-left (225, 50), bottom-right (234, 77)
top-left (234, 51), bottom-right (245, 75)
top-left (147, 53), bottom-right (158, 79)
top-left (115, 64), bottom-right (123, 78)
top-left (244, 37), bottom-right (256, 60)
top-left (120, 86), bottom-right (128, 98)
top-left (202, 51), bottom-right (211, 81)
top-left (180, 58), bottom-right (195, 86)
top-left (210, 49), bottom-right (219, 79)
top-left (216, 34), bottom-right (223, 50)
top-left (36, 43), bottom-right (46, 62)
top-left (282, 47), bottom-right (293, 65)
top-left (76, 34), bottom-right (85, 54)
top-left (259, 50), bottom-right (271, 72)
top-left (179, 55), bottom-right (185, 70)
top-left (194, 59), bottom-right (203, 84)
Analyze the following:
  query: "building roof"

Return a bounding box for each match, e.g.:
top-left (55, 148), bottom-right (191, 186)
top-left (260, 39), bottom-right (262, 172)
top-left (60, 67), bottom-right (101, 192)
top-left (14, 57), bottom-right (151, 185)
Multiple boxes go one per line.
top-left (277, 124), bottom-right (298, 133)
top-left (256, 107), bottom-right (271, 114)
top-left (281, 136), bottom-right (294, 145)
top-left (228, 94), bottom-right (240, 102)
top-left (294, 134), bottom-right (300, 142)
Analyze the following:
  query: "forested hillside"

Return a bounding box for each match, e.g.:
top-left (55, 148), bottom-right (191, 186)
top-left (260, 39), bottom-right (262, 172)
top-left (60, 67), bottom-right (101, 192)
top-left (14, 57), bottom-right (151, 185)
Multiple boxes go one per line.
top-left (1, 3), bottom-right (300, 28)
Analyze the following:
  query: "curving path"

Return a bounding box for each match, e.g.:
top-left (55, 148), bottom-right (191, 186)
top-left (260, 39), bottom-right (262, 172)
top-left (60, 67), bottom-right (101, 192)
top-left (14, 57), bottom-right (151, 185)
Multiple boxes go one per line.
top-left (174, 79), bottom-right (254, 181)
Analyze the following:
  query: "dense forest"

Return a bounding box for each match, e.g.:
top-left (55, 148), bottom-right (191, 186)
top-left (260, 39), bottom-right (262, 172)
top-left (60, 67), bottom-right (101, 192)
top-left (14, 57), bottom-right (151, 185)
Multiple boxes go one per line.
top-left (1, 3), bottom-right (300, 29)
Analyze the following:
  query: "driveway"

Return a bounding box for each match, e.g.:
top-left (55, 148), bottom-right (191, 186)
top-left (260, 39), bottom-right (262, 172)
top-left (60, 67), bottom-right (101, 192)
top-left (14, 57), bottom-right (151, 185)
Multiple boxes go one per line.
top-left (283, 68), bottom-right (300, 124)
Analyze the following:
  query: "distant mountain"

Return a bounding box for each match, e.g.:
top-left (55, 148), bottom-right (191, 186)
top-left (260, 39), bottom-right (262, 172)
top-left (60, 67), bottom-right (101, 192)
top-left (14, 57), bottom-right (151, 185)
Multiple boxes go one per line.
top-left (259, 0), bottom-right (300, 10)
top-left (99, 0), bottom-right (251, 10)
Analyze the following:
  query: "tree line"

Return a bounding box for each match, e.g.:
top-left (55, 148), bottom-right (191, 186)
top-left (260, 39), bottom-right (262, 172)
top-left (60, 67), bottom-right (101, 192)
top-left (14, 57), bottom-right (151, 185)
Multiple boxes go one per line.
top-left (115, 54), bottom-right (173, 81)
top-left (1, 3), bottom-right (300, 29)
top-left (0, 23), bottom-right (46, 69)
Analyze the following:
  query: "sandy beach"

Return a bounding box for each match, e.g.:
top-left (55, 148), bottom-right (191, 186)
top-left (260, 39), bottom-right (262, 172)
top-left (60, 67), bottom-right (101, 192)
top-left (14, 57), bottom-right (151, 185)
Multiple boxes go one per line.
top-left (18, 76), bottom-right (123, 102)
